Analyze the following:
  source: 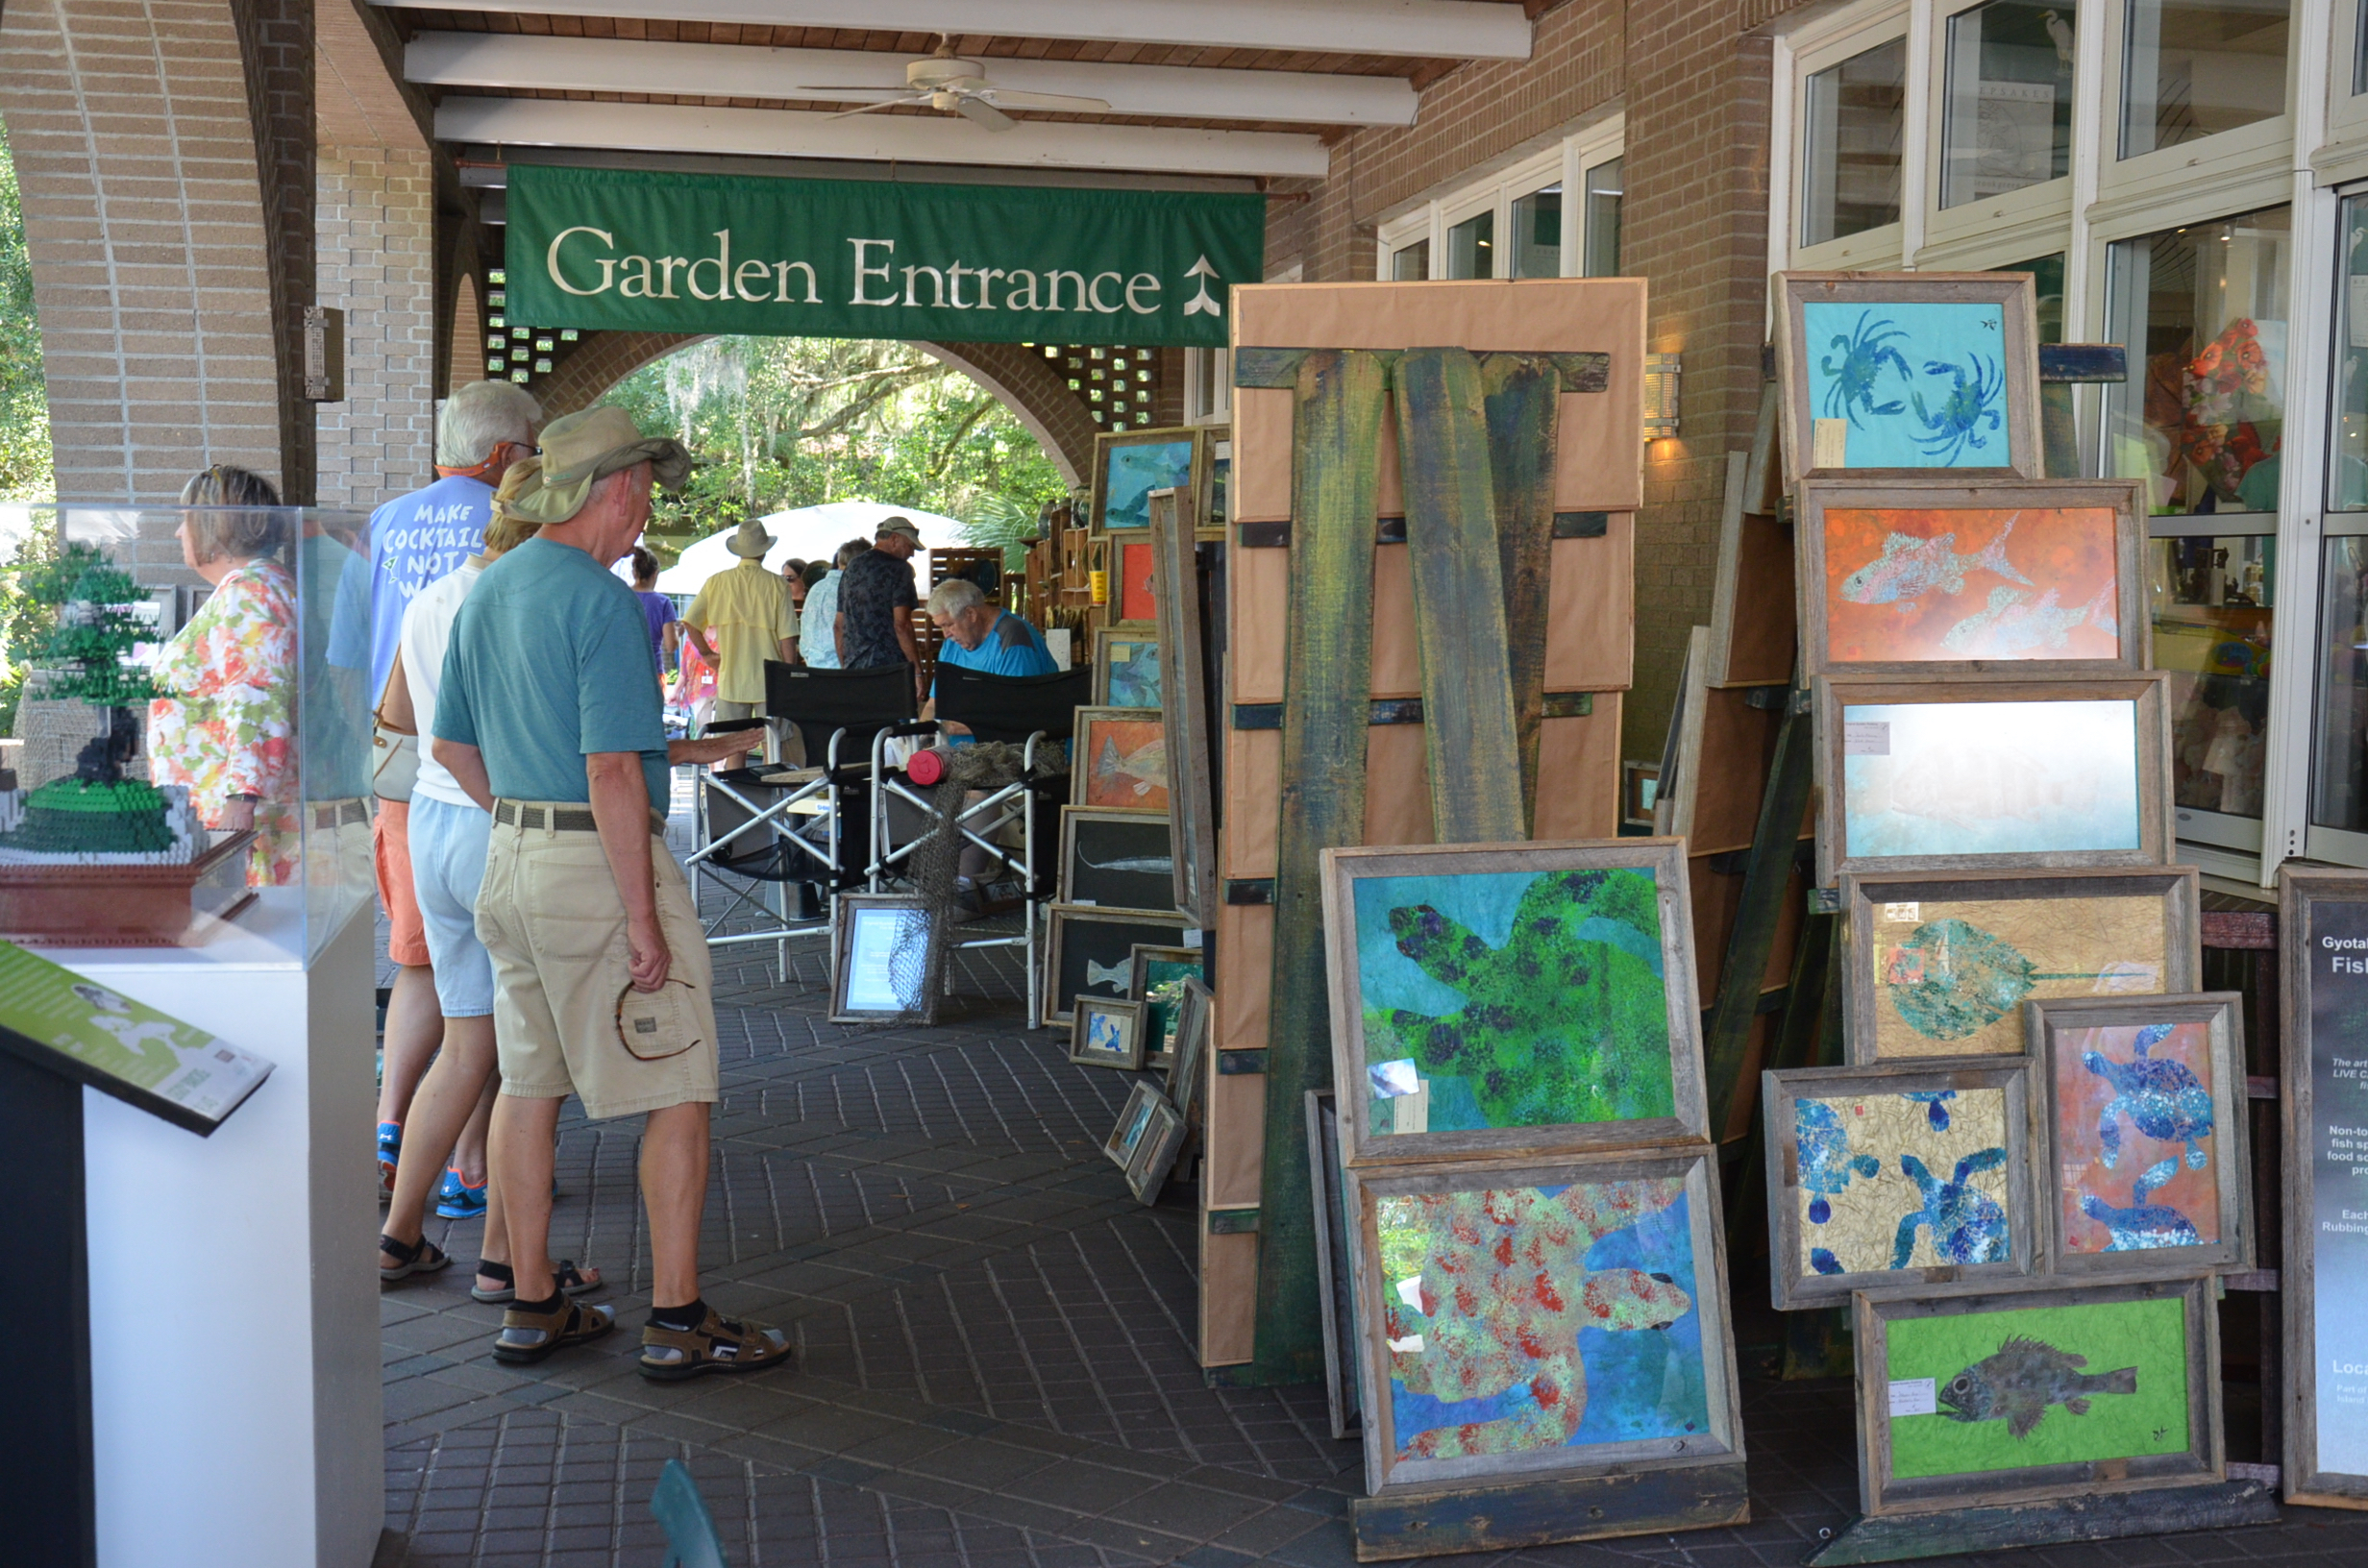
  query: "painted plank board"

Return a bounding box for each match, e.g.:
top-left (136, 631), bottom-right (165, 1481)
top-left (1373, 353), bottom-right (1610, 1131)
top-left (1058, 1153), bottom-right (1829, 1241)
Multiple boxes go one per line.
top-left (1805, 1480), bottom-right (2276, 1564)
top-left (1483, 353), bottom-right (1564, 823)
top-left (1348, 1458), bottom-right (1751, 1562)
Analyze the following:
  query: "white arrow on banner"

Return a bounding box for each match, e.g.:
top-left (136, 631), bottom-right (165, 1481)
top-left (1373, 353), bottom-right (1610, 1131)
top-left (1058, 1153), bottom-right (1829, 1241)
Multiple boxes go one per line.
top-left (1184, 254), bottom-right (1222, 318)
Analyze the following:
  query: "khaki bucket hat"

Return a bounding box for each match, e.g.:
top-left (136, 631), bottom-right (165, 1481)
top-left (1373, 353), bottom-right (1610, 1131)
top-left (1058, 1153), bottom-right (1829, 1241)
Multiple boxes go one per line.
top-left (498, 405), bottom-right (691, 525)
top-left (724, 519), bottom-right (775, 558)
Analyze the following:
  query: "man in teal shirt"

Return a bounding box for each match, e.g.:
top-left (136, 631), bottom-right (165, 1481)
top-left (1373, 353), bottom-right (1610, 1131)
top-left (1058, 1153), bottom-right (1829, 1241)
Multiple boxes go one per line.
top-left (432, 406), bottom-right (788, 1383)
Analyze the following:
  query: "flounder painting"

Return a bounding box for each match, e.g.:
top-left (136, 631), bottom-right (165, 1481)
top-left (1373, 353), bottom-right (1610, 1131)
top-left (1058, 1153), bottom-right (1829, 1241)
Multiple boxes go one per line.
top-left (1866, 896), bottom-right (2170, 1059)
top-left (1071, 709), bottom-right (1170, 811)
top-left (1821, 504), bottom-right (2120, 667)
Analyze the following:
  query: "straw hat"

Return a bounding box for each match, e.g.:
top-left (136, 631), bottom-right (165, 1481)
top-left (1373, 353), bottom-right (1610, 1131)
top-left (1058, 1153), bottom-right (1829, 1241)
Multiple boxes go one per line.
top-left (725, 519), bottom-right (775, 558)
top-left (496, 405), bottom-right (690, 525)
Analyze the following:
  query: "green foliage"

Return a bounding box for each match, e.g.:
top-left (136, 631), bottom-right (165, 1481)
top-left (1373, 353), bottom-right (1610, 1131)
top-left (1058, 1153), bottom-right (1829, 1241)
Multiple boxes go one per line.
top-left (0, 524), bottom-right (57, 733)
top-left (602, 337), bottom-right (1067, 556)
top-left (0, 116), bottom-right (53, 502)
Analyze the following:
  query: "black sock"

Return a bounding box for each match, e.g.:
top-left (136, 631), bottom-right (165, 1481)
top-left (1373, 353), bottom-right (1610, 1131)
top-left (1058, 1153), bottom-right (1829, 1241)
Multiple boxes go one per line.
top-left (650, 1297), bottom-right (705, 1333)
top-left (515, 1287), bottom-right (564, 1314)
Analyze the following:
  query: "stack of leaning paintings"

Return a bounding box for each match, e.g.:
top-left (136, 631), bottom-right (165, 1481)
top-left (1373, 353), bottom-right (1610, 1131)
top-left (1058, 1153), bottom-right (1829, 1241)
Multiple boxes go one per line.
top-left (1763, 270), bottom-right (2257, 1537)
top-left (1315, 836), bottom-right (1752, 1552)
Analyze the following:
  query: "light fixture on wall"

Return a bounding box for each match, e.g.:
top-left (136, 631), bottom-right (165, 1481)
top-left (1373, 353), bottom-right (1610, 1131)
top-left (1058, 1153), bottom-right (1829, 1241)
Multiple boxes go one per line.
top-left (1642, 353), bottom-right (1681, 440)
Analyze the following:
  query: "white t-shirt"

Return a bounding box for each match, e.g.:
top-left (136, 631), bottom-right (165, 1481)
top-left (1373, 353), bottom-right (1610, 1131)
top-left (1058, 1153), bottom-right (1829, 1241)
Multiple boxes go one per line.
top-left (400, 554), bottom-right (487, 809)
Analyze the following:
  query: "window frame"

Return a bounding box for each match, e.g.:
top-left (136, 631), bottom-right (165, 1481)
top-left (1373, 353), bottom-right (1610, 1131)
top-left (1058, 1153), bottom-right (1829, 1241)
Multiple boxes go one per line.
top-left (1783, 4), bottom-right (1916, 270)
top-left (2091, 0), bottom-right (2300, 213)
top-left (1371, 118), bottom-right (1626, 283)
top-left (1920, 0), bottom-right (2084, 257)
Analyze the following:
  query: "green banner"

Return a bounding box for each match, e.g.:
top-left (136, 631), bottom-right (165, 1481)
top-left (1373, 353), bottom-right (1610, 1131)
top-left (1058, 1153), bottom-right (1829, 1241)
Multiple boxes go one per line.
top-left (505, 163), bottom-right (1263, 349)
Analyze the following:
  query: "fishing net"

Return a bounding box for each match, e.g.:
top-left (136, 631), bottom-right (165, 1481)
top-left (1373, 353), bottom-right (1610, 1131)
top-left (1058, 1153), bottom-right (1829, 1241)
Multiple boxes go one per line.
top-left (879, 739), bottom-right (1063, 1023)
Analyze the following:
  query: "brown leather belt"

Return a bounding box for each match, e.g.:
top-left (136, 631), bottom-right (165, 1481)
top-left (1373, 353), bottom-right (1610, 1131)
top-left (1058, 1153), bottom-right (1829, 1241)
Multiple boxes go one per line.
top-left (494, 800), bottom-right (667, 837)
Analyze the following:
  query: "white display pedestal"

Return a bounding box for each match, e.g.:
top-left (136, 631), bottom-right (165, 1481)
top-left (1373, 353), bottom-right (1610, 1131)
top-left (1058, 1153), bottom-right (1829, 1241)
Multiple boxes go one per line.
top-left (49, 893), bottom-right (382, 1568)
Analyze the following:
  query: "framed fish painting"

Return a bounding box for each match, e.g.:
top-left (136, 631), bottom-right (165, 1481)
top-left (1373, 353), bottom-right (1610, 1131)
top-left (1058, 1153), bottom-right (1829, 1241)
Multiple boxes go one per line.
top-left (1041, 904), bottom-right (1194, 1028)
top-left (1839, 868), bottom-right (2201, 1065)
top-left (1775, 272), bottom-right (2043, 484)
top-left (2026, 993), bottom-right (2252, 1276)
top-left (1761, 1061), bottom-right (2036, 1311)
top-left (1797, 478), bottom-right (2148, 678)
top-left (1339, 1146), bottom-right (1745, 1500)
top-left (1114, 537), bottom-right (1159, 627)
top-left (1319, 838), bottom-right (1711, 1164)
top-left (1092, 628), bottom-right (1162, 709)
top-left (1057, 807), bottom-right (1177, 915)
top-left (1852, 1273), bottom-right (2220, 1516)
top-left (1071, 706), bottom-right (1170, 813)
top-left (1813, 674), bottom-right (2174, 886)
top-left (1090, 425), bottom-right (1206, 539)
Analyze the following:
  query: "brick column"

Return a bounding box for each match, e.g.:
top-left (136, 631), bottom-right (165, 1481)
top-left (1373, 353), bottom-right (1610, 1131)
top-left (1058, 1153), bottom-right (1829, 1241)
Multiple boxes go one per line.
top-left (314, 146), bottom-right (436, 511)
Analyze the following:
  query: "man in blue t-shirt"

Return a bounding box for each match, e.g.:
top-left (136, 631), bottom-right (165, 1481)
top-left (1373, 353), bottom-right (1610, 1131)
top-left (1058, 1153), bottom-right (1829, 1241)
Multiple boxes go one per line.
top-left (926, 576), bottom-right (1055, 697)
top-left (432, 405), bottom-right (787, 1383)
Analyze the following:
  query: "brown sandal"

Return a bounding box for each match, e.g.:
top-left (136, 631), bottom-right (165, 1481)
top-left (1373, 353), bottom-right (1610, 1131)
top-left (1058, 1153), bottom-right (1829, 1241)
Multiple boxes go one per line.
top-left (638, 1309), bottom-right (793, 1382)
top-left (492, 1296), bottom-right (615, 1364)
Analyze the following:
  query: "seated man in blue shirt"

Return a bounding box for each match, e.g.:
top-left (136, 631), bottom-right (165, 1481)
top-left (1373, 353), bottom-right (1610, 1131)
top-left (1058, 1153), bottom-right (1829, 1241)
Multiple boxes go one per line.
top-left (926, 576), bottom-right (1055, 702)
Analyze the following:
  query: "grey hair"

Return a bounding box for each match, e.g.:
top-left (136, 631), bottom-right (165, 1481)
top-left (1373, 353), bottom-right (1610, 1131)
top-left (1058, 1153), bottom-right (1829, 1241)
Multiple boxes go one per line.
top-left (926, 577), bottom-right (986, 620)
top-left (178, 463), bottom-right (288, 560)
top-left (435, 380), bottom-right (542, 467)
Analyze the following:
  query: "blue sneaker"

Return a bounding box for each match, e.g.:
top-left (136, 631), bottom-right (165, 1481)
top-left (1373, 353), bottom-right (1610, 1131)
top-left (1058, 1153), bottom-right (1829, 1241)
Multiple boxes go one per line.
top-left (435, 1167), bottom-right (488, 1221)
top-left (377, 1122), bottom-right (402, 1204)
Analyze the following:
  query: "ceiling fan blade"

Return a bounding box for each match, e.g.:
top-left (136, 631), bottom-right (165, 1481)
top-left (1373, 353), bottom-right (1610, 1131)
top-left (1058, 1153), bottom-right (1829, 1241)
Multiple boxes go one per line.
top-left (952, 94), bottom-right (1016, 133)
top-left (823, 97), bottom-right (921, 121)
top-left (977, 89), bottom-right (1111, 113)
top-left (797, 86), bottom-right (913, 98)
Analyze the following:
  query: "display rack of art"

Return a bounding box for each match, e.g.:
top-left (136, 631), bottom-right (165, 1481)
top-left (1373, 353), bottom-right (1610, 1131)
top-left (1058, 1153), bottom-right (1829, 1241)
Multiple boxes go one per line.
top-left (1149, 485), bottom-right (1219, 926)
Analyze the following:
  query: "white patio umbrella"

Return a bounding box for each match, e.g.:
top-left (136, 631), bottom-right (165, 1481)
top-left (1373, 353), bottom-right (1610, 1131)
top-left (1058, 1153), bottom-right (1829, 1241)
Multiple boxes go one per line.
top-left (651, 500), bottom-right (973, 597)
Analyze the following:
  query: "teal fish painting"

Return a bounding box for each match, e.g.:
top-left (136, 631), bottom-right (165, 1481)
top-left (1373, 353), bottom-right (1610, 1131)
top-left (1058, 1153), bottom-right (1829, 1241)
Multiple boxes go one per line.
top-left (1841, 520), bottom-right (2029, 609)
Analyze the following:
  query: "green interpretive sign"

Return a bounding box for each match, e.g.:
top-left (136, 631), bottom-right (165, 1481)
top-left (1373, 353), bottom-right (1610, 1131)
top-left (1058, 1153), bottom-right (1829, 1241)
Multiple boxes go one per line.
top-left (504, 163), bottom-right (1265, 348)
top-left (0, 942), bottom-right (273, 1136)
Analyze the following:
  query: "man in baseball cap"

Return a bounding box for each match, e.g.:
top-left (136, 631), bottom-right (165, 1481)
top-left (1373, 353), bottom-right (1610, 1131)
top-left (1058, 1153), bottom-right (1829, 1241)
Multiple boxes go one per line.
top-left (834, 513), bottom-right (925, 698)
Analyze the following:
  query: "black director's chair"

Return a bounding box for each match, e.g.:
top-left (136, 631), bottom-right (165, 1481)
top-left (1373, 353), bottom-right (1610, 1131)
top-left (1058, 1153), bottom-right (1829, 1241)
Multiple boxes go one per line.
top-left (683, 663), bottom-right (914, 984)
top-left (869, 663), bottom-right (1090, 1024)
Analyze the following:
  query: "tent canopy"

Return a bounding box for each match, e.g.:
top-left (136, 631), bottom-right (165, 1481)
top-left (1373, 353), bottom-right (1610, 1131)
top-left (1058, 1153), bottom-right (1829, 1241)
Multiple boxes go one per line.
top-left (652, 500), bottom-right (973, 597)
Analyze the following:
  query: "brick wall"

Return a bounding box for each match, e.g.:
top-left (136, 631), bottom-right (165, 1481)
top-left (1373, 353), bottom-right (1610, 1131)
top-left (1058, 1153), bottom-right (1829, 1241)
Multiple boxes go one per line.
top-left (230, 0), bottom-right (315, 502)
top-left (315, 145), bottom-right (436, 513)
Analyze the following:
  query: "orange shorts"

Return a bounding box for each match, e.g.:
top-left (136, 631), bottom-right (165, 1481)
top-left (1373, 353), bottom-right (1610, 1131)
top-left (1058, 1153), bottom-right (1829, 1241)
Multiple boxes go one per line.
top-left (373, 799), bottom-right (430, 968)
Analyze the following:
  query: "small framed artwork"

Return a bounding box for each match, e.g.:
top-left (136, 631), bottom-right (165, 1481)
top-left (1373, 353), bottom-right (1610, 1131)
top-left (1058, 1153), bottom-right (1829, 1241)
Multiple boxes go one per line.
top-left (1813, 674), bottom-right (2173, 886)
top-left (1071, 994), bottom-right (1147, 1071)
top-left (1796, 478), bottom-right (2148, 679)
top-left (1620, 760), bottom-right (1660, 830)
top-left (1092, 628), bottom-right (1162, 709)
top-left (1840, 868), bottom-right (2200, 1064)
top-left (1122, 1091), bottom-right (1188, 1204)
top-left (1130, 943), bottom-right (1201, 1069)
top-left (829, 894), bottom-right (934, 1025)
top-left (1304, 1089), bottom-right (1361, 1441)
top-left (1057, 806), bottom-right (1176, 915)
top-left (1091, 426), bottom-right (1205, 538)
top-left (1105, 1080), bottom-right (1164, 1167)
top-left (1339, 1146), bottom-right (1743, 1498)
top-left (1853, 1272), bottom-right (2220, 1517)
top-left (1205, 436), bottom-right (1231, 533)
top-left (1761, 1060), bottom-right (2035, 1311)
top-left (1115, 537), bottom-right (1157, 627)
top-left (1169, 977), bottom-right (1212, 1115)
top-left (1042, 904), bottom-right (1193, 1027)
top-left (1150, 485), bottom-right (1219, 926)
top-left (1320, 837), bottom-right (1709, 1164)
top-left (1070, 706), bottom-right (1170, 812)
top-left (1775, 271), bottom-right (2042, 484)
top-left (2026, 993), bottom-right (2252, 1275)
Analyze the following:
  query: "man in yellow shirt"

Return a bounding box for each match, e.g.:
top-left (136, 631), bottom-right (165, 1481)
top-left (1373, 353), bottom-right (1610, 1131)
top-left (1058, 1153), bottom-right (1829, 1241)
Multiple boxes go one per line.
top-left (681, 518), bottom-right (798, 723)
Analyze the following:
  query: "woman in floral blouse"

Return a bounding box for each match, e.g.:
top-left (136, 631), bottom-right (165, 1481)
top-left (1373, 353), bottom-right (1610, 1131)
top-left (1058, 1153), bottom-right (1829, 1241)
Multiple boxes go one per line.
top-left (148, 466), bottom-right (298, 886)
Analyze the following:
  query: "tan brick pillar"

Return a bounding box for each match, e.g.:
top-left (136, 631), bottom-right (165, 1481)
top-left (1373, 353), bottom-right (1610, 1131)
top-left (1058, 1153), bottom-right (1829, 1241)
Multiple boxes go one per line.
top-left (314, 149), bottom-right (435, 510)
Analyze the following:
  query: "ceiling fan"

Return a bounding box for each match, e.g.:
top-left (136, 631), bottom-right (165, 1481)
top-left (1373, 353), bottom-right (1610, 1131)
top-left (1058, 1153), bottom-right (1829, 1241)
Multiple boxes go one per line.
top-left (801, 38), bottom-right (1110, 133)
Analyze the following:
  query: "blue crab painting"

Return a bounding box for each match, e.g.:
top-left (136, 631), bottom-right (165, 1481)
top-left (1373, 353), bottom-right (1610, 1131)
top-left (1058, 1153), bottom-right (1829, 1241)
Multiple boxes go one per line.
top-left (1891, 1149), bottom-right (2010, 1268)
top-left (2084, 1023), bottom-right (2213, 1171)
top-left (1797, 1099), bottom-right (1879, 1225)
top-left (1911, 354), bottom-right (2007, 465)
top-left (1818, 311), bottom-right (1912, 429)
top-left (2080, 1158), bottom-right (2201, 1252)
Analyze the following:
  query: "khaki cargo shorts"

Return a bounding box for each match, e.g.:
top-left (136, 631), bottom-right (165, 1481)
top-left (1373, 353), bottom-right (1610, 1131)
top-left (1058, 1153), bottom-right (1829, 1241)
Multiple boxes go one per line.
top-left (475, 800), bottom-right (720, 1120)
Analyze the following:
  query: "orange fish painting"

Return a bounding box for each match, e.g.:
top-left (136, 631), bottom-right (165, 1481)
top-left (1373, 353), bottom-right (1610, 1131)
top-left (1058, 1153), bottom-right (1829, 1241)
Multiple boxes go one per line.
top-left (1824, 505), bottom-right (2119, 666)
top-left (1079, 716), bottom-right (1170, 810)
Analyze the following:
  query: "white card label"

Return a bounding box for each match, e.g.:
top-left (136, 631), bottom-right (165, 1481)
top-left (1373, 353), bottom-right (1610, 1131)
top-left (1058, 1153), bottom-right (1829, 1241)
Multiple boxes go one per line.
top-left (1182, 928), bottom-right (1204, 949)
top-left (1844, 721), bottom-right (1891, 756)
top-left (1388, 1335), bottom-right (1426, 1355)
top-left (1888, 1378), bottom-right (1936, 1417)
top-left (1882, 901), bottom-right (1920, 923)
top-left (1813, 416), bottom-right (1851, 469)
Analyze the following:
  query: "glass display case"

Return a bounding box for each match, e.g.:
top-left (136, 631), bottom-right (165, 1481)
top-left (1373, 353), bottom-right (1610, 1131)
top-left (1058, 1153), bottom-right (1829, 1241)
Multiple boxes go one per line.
top-left (0, 505), bottom-right (373, 964)
top-left (2149, 532), bottom-right (2273, 855)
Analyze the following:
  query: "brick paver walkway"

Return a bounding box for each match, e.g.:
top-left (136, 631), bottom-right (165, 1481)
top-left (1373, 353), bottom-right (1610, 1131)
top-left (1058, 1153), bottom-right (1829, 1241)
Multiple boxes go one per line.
top-left (372, 801), bottom-right (2368, 1567)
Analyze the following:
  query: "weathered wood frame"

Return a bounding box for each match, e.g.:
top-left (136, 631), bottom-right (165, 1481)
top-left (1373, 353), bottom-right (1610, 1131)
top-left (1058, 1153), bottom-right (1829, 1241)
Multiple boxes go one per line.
top-left (1838, 867), bottom-right (2202, 1066)
top-left (1775, 271), bottom-right (2044, 485)
top-left (1089, 424), bottom-right (1210, 541)
top-left (1340, 1146), bottom-right (1744, 1497)
top-left (1091, 626), bottom-right (1162, 708)
top-left (1813, 673), bottom-right (2174, 886)
top-left (1319, 837), bottom-right (1710, 1165)
top-left (1762, 1059), bottom-right (2037, 1311)
top-left (1129, 943), bottom-right (1201, 1069)
top-left (1124, 1090), bottom-right (1189, 1204)
top-left (1852, 1272), bottom-right (2222, 1517)
top-left (1069, 705), bottom-right (1171, 813)
top-left (1621, 760), bottom-right (1660, 829)
top-left (2025, 992), bottom-right (2253, 1276)
top-left (2279, 866), bottom-right (2368, 1507)
top-left (1055, 805), bottom-right (1175, 916)
top-left (1040, 904), bottom-right (1194, 1028)
top-left (1170, 978), bottom-right (1213, 1115)
top-left (1071, 995), bottom-right (1147, 1072)
top-left (1305, 1089), bottom-right (1361, 1442)
top-left (1795, 478), bottom-right (2149, 679)
top-left (1150, 486), bottom-right (1221, 926)
top-left (827, 893), bottom-right (936, 1026)
top-left (1106, 1079), bottom-right (1165, 1166)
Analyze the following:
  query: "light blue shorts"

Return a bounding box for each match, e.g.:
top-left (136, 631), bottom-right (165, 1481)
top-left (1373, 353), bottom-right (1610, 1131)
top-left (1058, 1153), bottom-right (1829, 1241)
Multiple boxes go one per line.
top-left (408, 794), bottom-right (496, 1017)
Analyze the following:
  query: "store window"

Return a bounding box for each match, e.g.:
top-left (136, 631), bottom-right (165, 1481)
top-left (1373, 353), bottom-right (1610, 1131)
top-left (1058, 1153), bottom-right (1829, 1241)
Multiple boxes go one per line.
top-left (2102, 205), bottom-right (2289, 516)
top-left (1446, 210), bottom-right (1495, 279)
top-left (2333, 194), bottom-right (2368, 510)
top-left (1510, 184), bottom-right (1563, 279)
top-left (2119, 0), bottom-right (2290, 159)
top-left (1940, 1), bottom-right (2076, 208)
top-left (1583, 157), bottom-right (1624, 276)
top-left (1802, 37), bottom-right (1908, 246)
top-left (1391, 239), bottom-right (1431, 282)
top-left (2315, 538), bottom-right (2368, 835)
top-left (1997, 252), bottom-right (2067, 342)
top-left (2155, 535), bottom-right (2275, 830)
